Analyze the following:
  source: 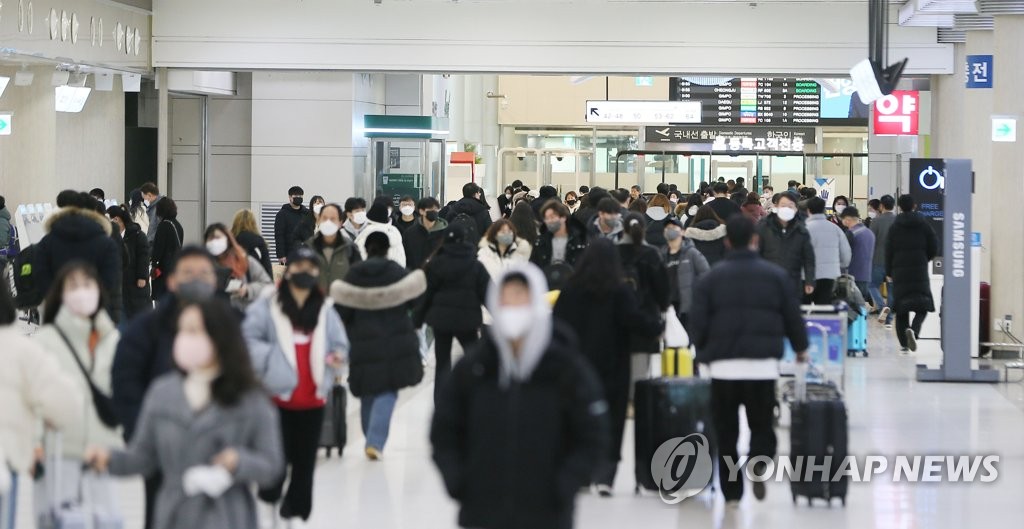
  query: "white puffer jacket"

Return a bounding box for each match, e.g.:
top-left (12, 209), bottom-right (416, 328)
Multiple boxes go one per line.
top-left (0, 328), bottom-right (83, 472)
top-left (477, 237), bottom-right (533, 325)
top-left (33, 307), bottom-right (124, 460)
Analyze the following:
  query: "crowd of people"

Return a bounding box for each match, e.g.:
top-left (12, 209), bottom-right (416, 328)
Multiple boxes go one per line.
top-left (0, 175), bottom-right (939, 529)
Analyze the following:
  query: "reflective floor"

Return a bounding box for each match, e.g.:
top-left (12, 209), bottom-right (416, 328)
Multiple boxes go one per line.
top-left (14, 319), bottom-right (1024, 528)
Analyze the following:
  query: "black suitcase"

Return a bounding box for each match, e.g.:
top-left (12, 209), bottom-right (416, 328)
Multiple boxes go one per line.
top-left (789, 388), bottom-right (848, 507)
top-left (320, 384), bottom-right (348, 457)
top-left (633, 378), bottom-right (714, 494)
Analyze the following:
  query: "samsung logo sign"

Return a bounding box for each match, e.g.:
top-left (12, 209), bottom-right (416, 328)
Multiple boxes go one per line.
top-left (952, 212), bottom-right (966, 278)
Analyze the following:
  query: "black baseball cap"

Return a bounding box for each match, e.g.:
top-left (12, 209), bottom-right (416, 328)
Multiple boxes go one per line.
top-left (288, 246), bottom-right (320, 265)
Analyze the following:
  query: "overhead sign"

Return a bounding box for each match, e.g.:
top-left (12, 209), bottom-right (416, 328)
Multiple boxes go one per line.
top-left (992, 117), bottom-right (1017, 143)
top-left (909, 158), bottom-right (945, 255)
top-left (668, 77), bottom-right (869, 126)
top-left (586, 101), bottom-right (701, 124)
top-left (0, 113), bottom-right (11, 136)
top-left (873, 90), bottom-right (920, 136)
top-left (645, 126), bottom-right (814, 152)
top-left (966, 55), bottom-right (993, 89)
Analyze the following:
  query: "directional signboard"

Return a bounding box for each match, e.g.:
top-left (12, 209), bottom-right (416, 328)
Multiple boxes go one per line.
top-left (585, 101), bottom-right (701, 124)
top-left (0, 113), bottom-right (11, 136)
top-left (992, 117), bottom-right (1017, 143)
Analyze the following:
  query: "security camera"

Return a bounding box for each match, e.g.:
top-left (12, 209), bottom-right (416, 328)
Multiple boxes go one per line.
top-left (517, 155), bottom-right (525, 162)
top-left (556, 156), bottom-right (564, 162)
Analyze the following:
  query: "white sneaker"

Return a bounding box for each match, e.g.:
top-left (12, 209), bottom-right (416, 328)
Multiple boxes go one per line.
top-left (258, 502), bottom-right (278, 529)
top-left (877, 307), bottom-right (891, 323)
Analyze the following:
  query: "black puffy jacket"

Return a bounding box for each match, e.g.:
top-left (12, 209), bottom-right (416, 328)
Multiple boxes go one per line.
top-left (618, 241), bottom-right (670, 353)
top-left (757, 214), bottom-right (816, 289)
top-left (885, 212), bottom-right (938, 313)
top-left (334, 258), bottom-right (426, 397)
top-left (446, 197), bottom-right (492, 245)
top-left (119, 222), bottom-right (152, 320)
top-left (530, 216), bottom-right (588, 270)
top-left (431, 325), bottom-right (609, 529)
top-left (34, 208), bottom-right (121, 311)
top-left (414, 242), bottom-right (491, 332)
top-left (684, 219), bottom-right (728, 267)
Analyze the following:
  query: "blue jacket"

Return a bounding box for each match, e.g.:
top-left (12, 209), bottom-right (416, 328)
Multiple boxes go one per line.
top-left (690, 249), bottom-right (809, 363)
top-left (243, 293), bottom-right (350, 400)
top-left (847, 223), bottom-right (876, 283)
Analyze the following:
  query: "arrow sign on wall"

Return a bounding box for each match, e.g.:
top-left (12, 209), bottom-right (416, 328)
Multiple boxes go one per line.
top-left (992, 117), bottom-right (1017, 143)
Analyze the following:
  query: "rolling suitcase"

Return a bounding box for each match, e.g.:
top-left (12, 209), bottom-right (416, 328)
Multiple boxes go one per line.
top-left (633, 378), bottom-right (713, 494)
top-left (847, 307), bottom-right (868, 357)
top-left (661, 348), bottom-right (694, 378)
top-left (788, 366), bottom-right (849, 507)
top-left (319, 383), bottom-right (348, 457)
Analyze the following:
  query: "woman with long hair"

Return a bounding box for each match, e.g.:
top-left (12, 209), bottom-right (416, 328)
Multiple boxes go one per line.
top-left (86, 300), bottom-right (284, 529)
top-left (292, 195), bottom-right (327, 251)
top-left (243, 247), bottom-right (348, 526)
top-left (151, 198), bottom-right (184, 300)
top-left (204, 223), bottom-right (274, 310)
top-left (107, 205), bottom-right (152, 319)
top-left (742, 191), bottom-right (767, 222)
top-left (231, 209), bottom-right (274, 276)
top-left (477, 219), bottom-right (532, 283)
top-left (509, 201), bottom-right (539, 247)
top-left (128, 188), bottom-right (150, 238)
top-left (33, 262), bottom-right (123, 513)
top-left (564, 190), bottom-right (580, 214)
top-left (553, 240), bottom-right (661, 496)
top-left (684, 205), bottom-right (728, 266)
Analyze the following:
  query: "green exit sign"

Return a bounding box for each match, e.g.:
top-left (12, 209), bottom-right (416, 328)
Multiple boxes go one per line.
top-left (0, 113), bottom-right (11, 136)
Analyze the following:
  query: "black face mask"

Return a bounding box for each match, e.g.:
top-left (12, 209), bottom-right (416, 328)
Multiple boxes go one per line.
top-left (425, 210), bottom-right (439, 222)
top-left (289, 272), bottom-right (319, 290)
top-left (176, 280), bottom-right (216, 304)
top-left (291, 196), bottom-right (303, 207)
top-left (566, 200), bottom-right (577, 206)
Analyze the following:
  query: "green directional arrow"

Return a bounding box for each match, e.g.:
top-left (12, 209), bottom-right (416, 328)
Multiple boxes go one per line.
top-left (0, 120), bottom-right (7, 131)
top-left (997, 124), bottom-right (1012, 135)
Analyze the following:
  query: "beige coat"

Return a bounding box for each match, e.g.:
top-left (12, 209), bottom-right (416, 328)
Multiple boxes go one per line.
top-left (0, 329), bottom-right (83, 472)
top-left (34, 307), bottom-right (124, 459)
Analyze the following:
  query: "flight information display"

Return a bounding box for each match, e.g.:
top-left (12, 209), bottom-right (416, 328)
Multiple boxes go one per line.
top-left (669, 77), bottom-right (869, 126)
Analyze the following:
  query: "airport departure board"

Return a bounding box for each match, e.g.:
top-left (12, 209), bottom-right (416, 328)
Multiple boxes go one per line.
top-left (669, 77), bottom-right (869, 126)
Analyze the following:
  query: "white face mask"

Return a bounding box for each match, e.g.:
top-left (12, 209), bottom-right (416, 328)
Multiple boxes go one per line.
top-left (143, 199), bottom-right (151, 208)
top-left (64, 287), bottom-right (100, 318)
top-left (353, 211), bottom-right (368, 225)
top-left (670, 197), bottom-right (680, 204)
top-left (495, 306), bottom-right (533, 341)
top-left (647, 208), bottom-right (668, 222)
top-left (313, 204), bottom-right (324, 216)
top-left (835, 205), bottom-right (847, 215)
top-left (868, 211), bottom-right (878, 219)
top-left (777, 206), bottom-right (797, 222)
top-left (400, 205), bottom-right (415, 217)
top-left (319, 219), bottom-right (340, 237)
top-left (205, 236), bottom-right (229, 256)
top-left (688, 205), bottom-right (699, 217)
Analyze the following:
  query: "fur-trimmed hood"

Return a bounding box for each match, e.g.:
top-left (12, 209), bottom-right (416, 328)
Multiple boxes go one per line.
top-left (45, 207), bottom-right (113, 238)
top-left (330, 260), bottom-right (426, 311)
top-left (684, 221), bottom-right (727, 242)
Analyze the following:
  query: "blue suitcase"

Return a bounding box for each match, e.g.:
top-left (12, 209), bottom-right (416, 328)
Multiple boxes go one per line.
top-left (847, 307), bottom-right (868, 357)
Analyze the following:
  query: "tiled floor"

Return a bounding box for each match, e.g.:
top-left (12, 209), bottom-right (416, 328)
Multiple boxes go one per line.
top-left (14, 319), bottom-right (1024, 528)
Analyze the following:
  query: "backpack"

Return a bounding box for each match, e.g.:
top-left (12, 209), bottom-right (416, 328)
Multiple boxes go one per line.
top-left (12, 244), bottom-right (42, 309)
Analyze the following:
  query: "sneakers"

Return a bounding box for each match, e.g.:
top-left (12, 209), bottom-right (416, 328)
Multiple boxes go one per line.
top-left (885, 323), bottom-right (893, 330)
top-left (877, 307), bottom-right (891, 323)
top-left (906, 329), bottom-right (918, 352)
top-left (751, 462), bottom-right (767, 501)
top-left (725, 499), bottom-right (741, 509)
top-left (365, 447), bottom-right (381, 461)
top-left (258, 502), bottom-right (278, 529)
top-left (595, 484), bottom-right (613, 497)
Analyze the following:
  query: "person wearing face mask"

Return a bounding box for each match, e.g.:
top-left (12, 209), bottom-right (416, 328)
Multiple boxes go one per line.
top-left (829, 195), bottom-right (850, 227)
top-left (413, 223), bottom-right (492, 403)
top-left (563, 191), bottom-right (580, 215)
top-left (392, 195), bottom-right (419, 233)
top-left (150, 197), bottom-right (184, 301)
top-left (290, 195), bottom-right (326, 254)
top-left (107, 206), bottom-right (153, 320)
top-left (756, 191), bottom-right (816, 301)
top-left (663, 217), bottom-right (710, 334)
top-left (140, 182), bottom-right (164, 244)
top-left (434, 264), bottom-right (610, 525)
top-left (588, 197), bottom-right (626, 242)
top-left (330, 233), bottom-right (426, 460)
top-left (354, 197), bottom-right (408, 268)
top-left (805, 198), bottom-right (852, 305)
top-left (112, 246), bottom-right (221, 529)
top-left (343, 197), bottom-right (369, 242)
top-left (681, 193), bottom-right (704, 228)
top-left (126, 188), bottom-right (151, 242)
top-left (478, 220), bottom-right (533, 290)
top-left (305, 203), bottom-right (362, 292)
top-left (643, 194), bottom-right (673, 248)
top-left (509, 201), bottom-right (540, 248)
top-left (531, 202), bottom-right (587, 273)
top-left (864, 198), bottom-right (881, 229)
top-left (275, 186), bottom-right (309, 266)
top-left (553, 241), bottom-right (661, 497)
top-left (243, 247), bottom-right (348, 525)
top-left (33, 262), bottom-right (124, 515)
top-left (684, 205), bottom-right (728, 267)
top-left (760, 186), bottom-right (775, 210)
top-left (86, 301), bottom-right (284, 529)
top-left (403, 197), bottom-right (448, 271)
top-left (497, 186), bottom-right (516, 219)
top-left (204, 223), bottom-right (273, 310)
top-left (232, 209), bottom-right (274, 277)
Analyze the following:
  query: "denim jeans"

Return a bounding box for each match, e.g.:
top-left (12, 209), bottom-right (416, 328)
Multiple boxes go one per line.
top-left (361, 392), bottom-right (398, 451)
top-left (869, 264), bottom-right (894, 323)
top-left (0, 472), bottom-right (16, 529)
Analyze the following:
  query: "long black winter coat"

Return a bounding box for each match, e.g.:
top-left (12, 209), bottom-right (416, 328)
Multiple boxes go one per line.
top-left (757, 214), bottom-right (816, 289)
top-left (151, 218), bottom-right (184, 300)
top-left (119, 222), bottom-right (152, 319)
top-left (446, 197), bottom-right (492, 245)
top-left (644, 217), bottom-right (669, 248)
top-left (236, 230), bottom-right (274, 276)
top-left (414, 242), bottom-right (491, 332)
top-left (335, 258), bottom-right (425, 397)
top-left (618, 241), bottom-right (671, 353)
top-left (885, 212), bottom-right (938, 313)
top-left (431, 325), bottom-right (609, 529)
top-left (274, 204), bottom-right (309, 261)
top-left (34, 208), bottom-right (121, 311)
top-left (403, 218), bottom-right (448, 271)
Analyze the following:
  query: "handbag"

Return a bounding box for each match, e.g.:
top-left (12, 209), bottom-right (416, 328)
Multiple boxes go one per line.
top-left (55, 330), bottom-right (121, 429)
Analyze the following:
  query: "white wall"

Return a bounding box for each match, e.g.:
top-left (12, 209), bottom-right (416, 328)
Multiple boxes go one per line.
top-left (152, 1), bottom-right (952, 75)
top-left (208, 73), bottom-right (253, 229)
top-left (0, 67), bottom-right (124, 210)
top-left (498, 76), bottom-right (669, 126)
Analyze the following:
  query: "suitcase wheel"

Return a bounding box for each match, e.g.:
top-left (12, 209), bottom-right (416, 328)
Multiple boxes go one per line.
top-left (324, 447), bottom-right (333, 458)
top-left (841, 496), bottom-right (846, 507)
